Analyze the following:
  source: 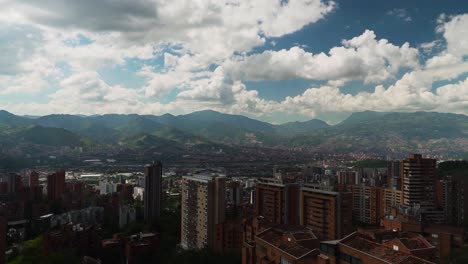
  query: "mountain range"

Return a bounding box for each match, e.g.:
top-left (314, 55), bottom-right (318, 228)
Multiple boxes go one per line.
top-left (1, 109), bottom-right (467, 157)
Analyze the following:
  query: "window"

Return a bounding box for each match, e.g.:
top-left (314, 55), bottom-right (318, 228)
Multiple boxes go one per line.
top-left (280, 257), bottom-right (291, 264)
top-left (393, 245), bottom-right (399, 251)
top-left (431, 234), bottom-right (439, 238)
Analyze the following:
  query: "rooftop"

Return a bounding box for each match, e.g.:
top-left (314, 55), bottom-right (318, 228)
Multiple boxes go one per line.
top-left (256, 225), bottom-right (318, 259)
top-left (341, 235), bottom-right (434, 264)
top-left (398, 234), bottom-right (432, 250)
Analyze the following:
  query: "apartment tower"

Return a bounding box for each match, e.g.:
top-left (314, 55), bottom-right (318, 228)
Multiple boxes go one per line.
top-left (255, 178), bottom-right (299, 225)
top-left (181, 175), bottom-right (225, 250)
top-left (47, 170), bottom-right (65, 202)
top-left (402, 154), bottom-right (437, 208)
top-left (144, 161), bottom-right (162, 224)
top-left (299, 188), bottom-right (353, 240)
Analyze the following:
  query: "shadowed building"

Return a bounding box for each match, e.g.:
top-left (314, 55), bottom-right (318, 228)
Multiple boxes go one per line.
top-left (47, 170), bottom-right (65, 202)
top-left (144, 161), bottom-right (162, 224)
top-left (402, 154), bottom-right (437, 208)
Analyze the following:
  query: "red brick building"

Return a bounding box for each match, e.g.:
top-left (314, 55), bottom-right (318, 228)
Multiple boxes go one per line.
top-left (299, 188), bottom-right (353, 240)
top-left (255, 179), bottom-right (300, 225)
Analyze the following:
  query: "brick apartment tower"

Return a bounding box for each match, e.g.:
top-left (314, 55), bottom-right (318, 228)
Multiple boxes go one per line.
top-left (402, 154), bottom-right (437, 208)
top-left (47, 170), bottom-right (65, 201)
top-left (255, 180), bottom-right (299, 225)
top-left (299, 188), bottom-right (353, 240)
top-left (144, 161), bottom-right (162, 224)
top-left (349, 185), bottom-right (385, 225)
top-left (181, 175), bottom-right (225, 250)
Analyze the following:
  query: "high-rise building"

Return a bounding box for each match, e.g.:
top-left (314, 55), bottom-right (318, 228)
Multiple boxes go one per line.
top-left (181, 175), bottom-right (225, 250)
top-left (0, 173), bottom-right (20, 193)
top-left (47, 170), bottom-right (65, 201)
top-left (383, 188), bottom-right (403, 211)
top-left (255, 178), bottom-right (299, 225)
top-left (349, 185), bottom-right (384, 225)
top-left (144, 161), bottom-right (162, 224)
top-left (226, 180), bottom-right (242, 219)
top-left (440, 175), bottom-right (468, 226)
top-left (387, 160), bottom-right (402, 190)
top-left (402, 154), bottom-right (437, 208)
top-left (299, 188), bottom-right (353, 240)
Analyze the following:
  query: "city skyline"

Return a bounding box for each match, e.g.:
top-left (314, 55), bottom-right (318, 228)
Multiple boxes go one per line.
top-left (0, 0), bottom-right (467, 124)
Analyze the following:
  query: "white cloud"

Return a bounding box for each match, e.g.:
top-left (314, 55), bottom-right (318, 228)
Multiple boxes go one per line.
top-left (280, 60), bottom-right (468, 118)
top-left (0, 0), bottom-right (336, 104)
top-left (43, 72), bottom-right (141, 114)
top-left (437, 13), bottom-right (468, 57)
top-left (223, 30), bottom-right (419, 83)
top-left (0, 2), bottom-right (467, 124)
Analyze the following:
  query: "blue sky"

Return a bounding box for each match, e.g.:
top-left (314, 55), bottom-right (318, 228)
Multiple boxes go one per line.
top-left (0, 0), bottom-right (467, 124)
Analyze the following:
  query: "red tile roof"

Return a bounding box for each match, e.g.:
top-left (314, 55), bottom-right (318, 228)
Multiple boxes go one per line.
top-left (257, 225), bottom-right (318, 259)
top-left (342, 235), bottom-right (434, 264)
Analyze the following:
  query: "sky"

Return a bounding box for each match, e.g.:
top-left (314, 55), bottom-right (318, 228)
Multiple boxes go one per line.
top-left (0, 0), bottom-right (467, 124)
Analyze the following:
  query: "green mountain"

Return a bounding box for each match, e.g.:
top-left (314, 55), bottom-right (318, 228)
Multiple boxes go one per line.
top-left (290, 111), bottom-right (468, 155)
top-left (121, 133), bottom-right (177, 148)
top-left (275, 119), bottom-right (330, 136)
top-left (338, 111), bottom-right (390, 125)
top-left (36, 114), bottom-right (118, 143)
top-left (1, 110), bottom-right (467, 156)
top-left (10, 125), bottom-right (85, 147)
top-left (0, 110), bottom-right (34, 127)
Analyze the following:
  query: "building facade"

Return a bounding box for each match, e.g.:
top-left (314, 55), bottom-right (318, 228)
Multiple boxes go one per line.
top-left (255, 178), bottom-right (299, 225)
top-left (144, 161), bottom-right (162, 224)
top-left (180, 175), bottom-right (225, 250)
top-left (402, 154), bottom-right (437, 208)
top-left (299, 188), bottom-right (353, 240)
top-left (47, 170), bottom-right (65, 202)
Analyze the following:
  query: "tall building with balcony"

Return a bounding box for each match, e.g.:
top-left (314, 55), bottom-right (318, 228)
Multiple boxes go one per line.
top-left (144, 161), bottom-right (162, 224)
top-left (402, 154), bottom-right (437, 208)
top-left (349, 185), bottom-right (384, 225)
top-left (255, 178), bottom-right (299, 225)
top-left (299, 188), bottom-right (353, 240)
top-left (181, 175), bottom-right (225, 250)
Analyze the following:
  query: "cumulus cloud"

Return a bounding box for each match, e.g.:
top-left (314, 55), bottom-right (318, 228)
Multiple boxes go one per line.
top-left (0, 0), bottom-right (336, 105)
top-left (0, 0), bottom-right (335, 59)
top-left (436, 13), bottom-right (468, 57)
top-left (42, 71), bottom-right (141, 114)
top-left (0, 1), bottom-right (467, 124)
top-left (223, 30), bottom-right (419, 83)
